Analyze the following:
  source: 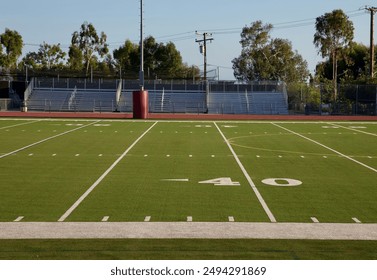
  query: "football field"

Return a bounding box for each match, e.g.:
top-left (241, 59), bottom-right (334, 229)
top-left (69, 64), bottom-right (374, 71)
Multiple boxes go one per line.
top-left (1, 118), bottom-right (377, 225)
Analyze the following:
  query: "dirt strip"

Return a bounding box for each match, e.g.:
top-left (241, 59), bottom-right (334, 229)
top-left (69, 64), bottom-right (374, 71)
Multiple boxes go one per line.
top-left (0, 222), bottom-right (377, 240)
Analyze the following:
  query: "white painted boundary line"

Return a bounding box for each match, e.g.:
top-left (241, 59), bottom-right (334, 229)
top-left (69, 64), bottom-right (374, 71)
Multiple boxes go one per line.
top-left (214, 122), bottom-right (277, 223)
top-left (0, 121), bottom-right (100, 159)
top-left (0, 120), bottom-right (41, 130)
top-left (272, 123), bottom-right (377, 174)
top-left (58, 121), bottom-right (158, 222)
top-left (328, 123), bottom-right (377, 137)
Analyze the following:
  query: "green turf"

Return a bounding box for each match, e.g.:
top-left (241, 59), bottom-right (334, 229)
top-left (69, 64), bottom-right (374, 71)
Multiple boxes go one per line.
top-left (0, 239), bottom-right (376, 260)
top-left (1, 119), bottom-right (376, 223)
top-left (1, 118), bottom-right (377, 260)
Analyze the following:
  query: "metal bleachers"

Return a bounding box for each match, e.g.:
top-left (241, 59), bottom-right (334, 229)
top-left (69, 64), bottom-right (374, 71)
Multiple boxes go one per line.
top-left (25, 78), bottom-right (288, 115)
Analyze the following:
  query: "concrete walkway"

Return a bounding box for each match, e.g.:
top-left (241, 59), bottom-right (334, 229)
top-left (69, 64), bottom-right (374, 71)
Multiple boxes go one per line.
top-left (1, 222), bottom-right (377, 240)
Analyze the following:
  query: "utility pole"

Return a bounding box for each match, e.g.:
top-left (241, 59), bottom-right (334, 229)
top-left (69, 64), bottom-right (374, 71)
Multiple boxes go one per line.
top-left (195, 32), bottom-right (214, 81)
top-left (366, 6), bottom-right (377, 78)
top-left (140, 0), bottom-right (144, 90)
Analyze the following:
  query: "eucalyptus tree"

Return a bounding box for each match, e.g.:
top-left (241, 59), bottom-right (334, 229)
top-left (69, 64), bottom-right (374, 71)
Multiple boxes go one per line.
top-left (23, 42), bottom-right (66, 70)
top-left (314, 9), bottom-right (354, 100)
top-left (0, 28), bottom-right (23, 70)
top-left (232, 21), bottom-right (308, 83)
top-left (69, 22), bottom-right (109, 75)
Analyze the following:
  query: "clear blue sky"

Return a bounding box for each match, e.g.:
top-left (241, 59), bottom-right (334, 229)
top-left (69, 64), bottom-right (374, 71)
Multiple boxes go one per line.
top-left (1, 0), bottom-right (376, 80)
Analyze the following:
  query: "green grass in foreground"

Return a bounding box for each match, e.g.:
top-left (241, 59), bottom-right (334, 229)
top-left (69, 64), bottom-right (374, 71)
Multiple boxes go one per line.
top-left (0, 239), bottom-right (376, 260)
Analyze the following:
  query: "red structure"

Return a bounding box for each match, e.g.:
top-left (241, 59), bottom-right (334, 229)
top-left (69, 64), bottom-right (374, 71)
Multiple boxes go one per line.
top-left (133, 90), bottom-right (149, 119)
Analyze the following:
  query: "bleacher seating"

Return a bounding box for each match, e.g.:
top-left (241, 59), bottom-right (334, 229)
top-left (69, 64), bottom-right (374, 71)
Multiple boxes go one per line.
top-left (25, 78), bottom-right (288, 115)
top-left (208, 91), bottom-right (288, 115)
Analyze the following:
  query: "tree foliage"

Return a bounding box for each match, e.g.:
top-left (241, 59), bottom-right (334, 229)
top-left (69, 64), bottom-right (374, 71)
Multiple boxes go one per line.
top-left (0, 28), bottom-right (23, 70)
top-left (69, 22), bottom-right (109, 75)
top-left (315, 42), bottom-right (374, 83)
top-left (113, 36), bottom-right (199, 79)
top-left (22, 42), bottom-right (66, 70)
top-left (232, 21), bottom-right (309, 83)
top-left (314, 9), bottom-right (354, 99)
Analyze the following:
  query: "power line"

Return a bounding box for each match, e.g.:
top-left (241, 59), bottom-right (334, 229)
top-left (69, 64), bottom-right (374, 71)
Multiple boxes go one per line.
top-left (21, 9), bottom-right (369, 50)
top-left (195, 32), bottom-right (214, 81)
top-left (364, 6), bottom-right (377, 78)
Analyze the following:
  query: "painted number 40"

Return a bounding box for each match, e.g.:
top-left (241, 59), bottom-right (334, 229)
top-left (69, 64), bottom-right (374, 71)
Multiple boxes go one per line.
top-left (199, 177), bottom-right (240, 186)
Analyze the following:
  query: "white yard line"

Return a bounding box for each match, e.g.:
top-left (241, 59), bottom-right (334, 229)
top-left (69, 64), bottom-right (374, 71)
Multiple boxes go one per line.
top-left (328, 123), bottom-right (377, 137)
top-left (0, 120), bottom-right (41, 130)
top-left (58, 121), bottom-right (158, 222)
top-left (272, 123), bottom-right (377, 174)
top-left (0, 121), bottom-right (100, 159)
top-left (214, 122), bottom-right (276, 223)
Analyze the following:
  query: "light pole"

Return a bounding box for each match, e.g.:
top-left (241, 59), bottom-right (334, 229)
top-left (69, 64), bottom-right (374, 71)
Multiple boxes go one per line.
top-left (140, 0), bottom-right (144, 90)
top-left (133, 0), bottom-right (148, 119)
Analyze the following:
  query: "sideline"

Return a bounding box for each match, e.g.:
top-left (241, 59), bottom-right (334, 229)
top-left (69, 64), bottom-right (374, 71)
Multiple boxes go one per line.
top-left (272, 123), bottom-right (377, 174)
top-left (214, 122), bottom-right (276, 223)
top-left (0, 121), bottom-right (100, 159)
top-left (0, 222), bottom-right (376, 240)
top-left (0, 119), bottom-right (41, 130)
top-left (58, 121), bottom-right (158, 222)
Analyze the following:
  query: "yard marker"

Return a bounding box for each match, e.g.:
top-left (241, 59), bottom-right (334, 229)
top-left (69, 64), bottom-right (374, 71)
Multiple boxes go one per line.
top-left (14, 216), bottom-right (24, 222)
top-left (161, 179), bottom-right (189, 182)
top-left (0, 121), bottom-right (100, 159)
top-left (187, 216), bottom-right (193, 222)
top-left (144, 154), bottom-right (148, 157)
top-left (323, 156), bottom-right (328, 159)
top-left (214, 122), bottom-right (276, 223)
top-left (58, 122), bottom-right (158, 222)
top-left (189, 155), bottom-right (193, 158)
top-left (102, 216), bottom-right (109, 222)
top-left (256, 155), bottom-right (260, 158)
top-left (52, 154), bottom-right (57, 157)
top-left (272, 123), bottom-right (377, 174)
top-left (352, 218), bottom-right (362, 224)
top-left (98, 154), bottom-right (103, 157)
top-left (311, 217), bottom-right (320, 223)
top-left (228, 216), bottom-right (235, 222)
top-left (278, 155), bottom-right (283, 158)
top-left (144, 216), bottom-right (151, 222)
top-left (301, 156), bottom-right (305, 158)
top-left (75, 154), bottom-right (80, 157)
top-left (211, 155), bottom-right (215, 158)
top-left (28, 153), bottom-right (33, 156)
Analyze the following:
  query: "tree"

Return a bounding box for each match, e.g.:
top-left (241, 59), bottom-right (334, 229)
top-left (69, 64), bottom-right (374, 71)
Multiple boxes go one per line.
top-left (113, 39), bottom-right (139, 77)
top-left (314, 9), bottom-right (354, 100)
top-left (0, 28), bottom-right (23, 70)
top-left (23, 42), bottom-right (66, 70)
top-left (232, 21), bottom-right (309, 83)
top-left (69, 22), bottom-right (109, 75)
top-left (113, 36), bottom-right (197, 79)
top-left (315, 43), bottom-right (371, 83)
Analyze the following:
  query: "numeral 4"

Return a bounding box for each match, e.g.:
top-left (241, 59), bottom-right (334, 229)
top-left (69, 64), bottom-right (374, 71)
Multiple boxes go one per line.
top-left (199, 177), bottom-right (240, 186)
